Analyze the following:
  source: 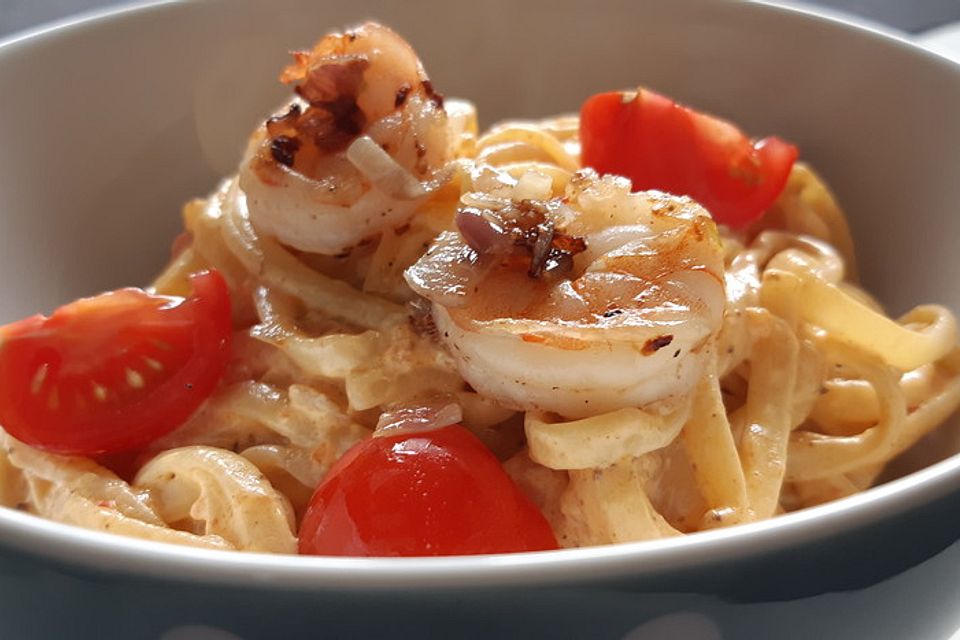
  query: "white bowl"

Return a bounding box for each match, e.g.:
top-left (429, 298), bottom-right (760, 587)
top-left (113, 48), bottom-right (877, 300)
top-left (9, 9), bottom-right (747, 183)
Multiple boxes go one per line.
top-left (2, 1), bottom-right (960, 638)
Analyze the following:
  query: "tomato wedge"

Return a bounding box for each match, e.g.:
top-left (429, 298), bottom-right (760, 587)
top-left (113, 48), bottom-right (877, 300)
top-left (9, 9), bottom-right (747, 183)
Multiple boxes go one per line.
top-left (299, 424), bottom-right (559, 556)
top-left (0, 270), bottom-right (232, 455)
top-left (580, 88), bottom-right (799, 228)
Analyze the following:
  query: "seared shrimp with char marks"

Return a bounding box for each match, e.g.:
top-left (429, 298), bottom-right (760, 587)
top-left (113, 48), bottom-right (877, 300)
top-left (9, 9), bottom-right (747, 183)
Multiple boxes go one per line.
top-left (239, 22), bottom-right (456, 255)
top-left (405, 168), bottom-right (725, 418)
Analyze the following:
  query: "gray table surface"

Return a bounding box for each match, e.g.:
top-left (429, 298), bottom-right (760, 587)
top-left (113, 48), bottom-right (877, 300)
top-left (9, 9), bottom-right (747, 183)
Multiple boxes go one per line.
top-left (2, 0), bottom-right (960, 40)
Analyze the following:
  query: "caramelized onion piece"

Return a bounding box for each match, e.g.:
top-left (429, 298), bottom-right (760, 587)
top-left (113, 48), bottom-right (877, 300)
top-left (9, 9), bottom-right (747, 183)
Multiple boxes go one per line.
top-left (374, 395), bottom-right (464, 438)
top-left (456, 207), bottom-right (510, 254)
top-left (404, 231), bottom-right (487, 307)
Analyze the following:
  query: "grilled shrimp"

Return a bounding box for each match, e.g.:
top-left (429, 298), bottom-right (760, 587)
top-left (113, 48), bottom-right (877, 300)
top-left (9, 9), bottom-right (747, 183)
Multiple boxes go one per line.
top-left (405, 168), bottom-right (725, 419)
top-left (238, 22), bottom-right (454, 255)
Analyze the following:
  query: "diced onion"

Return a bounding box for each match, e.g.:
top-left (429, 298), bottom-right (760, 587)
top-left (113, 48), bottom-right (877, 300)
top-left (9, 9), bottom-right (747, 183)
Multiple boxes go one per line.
top-left (346, 135), bottom-right (428, 200)
top-left (374, 396), bottom-right (463, 438)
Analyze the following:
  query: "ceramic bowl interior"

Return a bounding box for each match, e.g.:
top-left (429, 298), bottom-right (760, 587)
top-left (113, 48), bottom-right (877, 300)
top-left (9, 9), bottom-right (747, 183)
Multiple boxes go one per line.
top-left (0, 0), bottom-right (960, 587)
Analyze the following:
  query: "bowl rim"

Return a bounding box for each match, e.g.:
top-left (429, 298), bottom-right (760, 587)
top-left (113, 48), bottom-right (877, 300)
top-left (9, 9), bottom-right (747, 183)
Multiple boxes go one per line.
top-left (2, 450), bottom-right (958, 590)
top-left (2, 0), bottom-right (960, 590)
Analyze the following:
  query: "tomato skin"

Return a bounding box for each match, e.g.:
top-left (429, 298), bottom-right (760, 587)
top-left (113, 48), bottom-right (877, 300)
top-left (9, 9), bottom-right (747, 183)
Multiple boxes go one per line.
top-left (299, 425), bottom-right (559, 557)
top-left (0, 270), bottom-right (232, 455)
top-left (580, 88), bottom-right (798, 228)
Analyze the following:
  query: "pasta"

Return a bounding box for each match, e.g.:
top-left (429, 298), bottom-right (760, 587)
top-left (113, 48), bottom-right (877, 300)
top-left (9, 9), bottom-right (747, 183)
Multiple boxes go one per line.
top-left (1, 21), bottom-right (958, 555)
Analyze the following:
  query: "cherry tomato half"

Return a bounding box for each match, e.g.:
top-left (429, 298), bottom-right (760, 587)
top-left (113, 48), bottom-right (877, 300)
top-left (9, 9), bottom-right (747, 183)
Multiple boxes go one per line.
top-left (0, 270), bottom-right (232, 455)
top-left (580, 88), bottom-right (798, 228)
top-left (299, 424), bottom-right (559, 557)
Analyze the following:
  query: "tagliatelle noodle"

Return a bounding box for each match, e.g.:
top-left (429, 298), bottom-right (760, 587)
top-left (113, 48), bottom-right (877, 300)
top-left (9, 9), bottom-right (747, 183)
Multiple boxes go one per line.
top-left (0, 433), bottom-right (232, 550)
top-left (525, 399), bottom-right (693, 470)
top-left (134, 446), bottom-right (297, 553)
top-left (737, 309), bottom-right (798, 519)
top-left (678, 372), bottom-right (748, 527)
